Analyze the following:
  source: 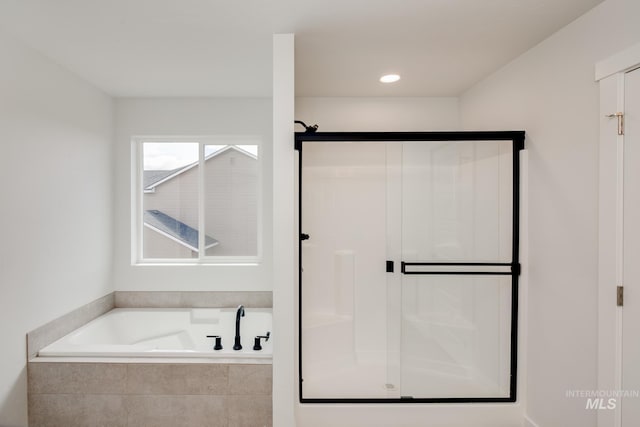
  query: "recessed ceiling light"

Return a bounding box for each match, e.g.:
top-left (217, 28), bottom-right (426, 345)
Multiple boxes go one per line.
top-left (380, 74), bottom-right (401, 83)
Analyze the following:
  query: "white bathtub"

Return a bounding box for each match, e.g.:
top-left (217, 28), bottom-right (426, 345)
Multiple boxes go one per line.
top-left (38, 308), bottom-right (272, 360)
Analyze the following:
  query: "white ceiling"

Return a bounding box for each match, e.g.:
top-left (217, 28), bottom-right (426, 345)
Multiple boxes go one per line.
top-left (0, 0), bottom-right (603, 97)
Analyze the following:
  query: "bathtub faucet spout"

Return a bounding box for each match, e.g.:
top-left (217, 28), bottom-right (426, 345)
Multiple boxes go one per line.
top-left (234, 305), bottom-right (245, 350)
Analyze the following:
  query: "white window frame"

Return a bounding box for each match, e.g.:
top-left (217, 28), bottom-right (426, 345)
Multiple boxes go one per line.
top-left (131, 135), bottom-right (263, 265)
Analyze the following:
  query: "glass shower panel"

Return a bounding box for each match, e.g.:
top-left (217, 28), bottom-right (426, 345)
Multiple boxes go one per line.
top-left (298, 133), bottom-right (522, 402)
top-left (399, 140), bottom-right (514, 399)
top-left (300, 141), bottom-right (396, 399)
top-left (400, 275), bottom-right (512, 398)
top-left (401, 140), bottom-right (513, 263)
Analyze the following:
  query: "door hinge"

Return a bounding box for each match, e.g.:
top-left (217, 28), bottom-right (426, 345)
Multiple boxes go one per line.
top-left (617, 286), bottom-right (624, 307)
top-left (606, 112), bottom-right (624, 135)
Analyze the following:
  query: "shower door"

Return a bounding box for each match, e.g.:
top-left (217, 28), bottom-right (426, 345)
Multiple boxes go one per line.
top-left (298, 132), bottom-right (523, 403)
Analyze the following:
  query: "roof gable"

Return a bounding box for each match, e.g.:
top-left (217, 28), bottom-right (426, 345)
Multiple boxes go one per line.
top-left (143, 145), bottom-right (257, 191)
top-left (143, 209), bottom-right (218, 252)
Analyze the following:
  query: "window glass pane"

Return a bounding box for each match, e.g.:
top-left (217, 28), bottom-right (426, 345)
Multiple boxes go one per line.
top-left (301, 142), bottom-right (390, 399)
top-left (203, 144), bottom-right (259, 256)
top-left (142, 142), bottom-right (199, 259)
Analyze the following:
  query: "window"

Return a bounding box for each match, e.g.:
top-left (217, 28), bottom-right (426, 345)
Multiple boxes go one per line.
top-left (134, 137), bottom-right (261, 263)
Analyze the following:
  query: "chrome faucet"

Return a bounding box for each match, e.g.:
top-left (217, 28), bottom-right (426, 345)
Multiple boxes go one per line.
top-left (233, 305), bottom-right (245, 350)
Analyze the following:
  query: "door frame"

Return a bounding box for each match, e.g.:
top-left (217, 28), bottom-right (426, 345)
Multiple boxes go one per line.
top-left (596, 41), bottom-right (640, 427)
top-left (295, 131), bottom-right (525, 403)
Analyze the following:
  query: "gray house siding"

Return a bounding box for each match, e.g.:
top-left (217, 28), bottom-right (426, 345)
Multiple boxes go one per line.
top-left (143, 225), bottom-right (195, 259)
top-left (143, 148), bottom-right (258, 258)
top-left (203, 150), bottom-right (258, 256)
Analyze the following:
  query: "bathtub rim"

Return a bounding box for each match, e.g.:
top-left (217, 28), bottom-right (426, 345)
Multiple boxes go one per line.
top-left (26, 291), bottom-right (274, 359)
top-left (36, 306), bottom-right (273, 363)
top-left (29, 356), bottom-right (272, 365)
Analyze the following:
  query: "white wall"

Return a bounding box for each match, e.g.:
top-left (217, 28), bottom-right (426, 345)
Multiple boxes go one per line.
top-left (0, 31), bottom-right (113, 426)
top-left (113, 98), bottom-right (272, 291)
top-left (272, 33), bottom-right (297, 427)
top-left (459, 0), bottom-right (640, 426)
top-left (296, 97), bottom-right (460, 131)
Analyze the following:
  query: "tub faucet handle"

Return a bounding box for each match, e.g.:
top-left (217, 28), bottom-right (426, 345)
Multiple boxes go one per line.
top-left (253, 332), bottom-right (271, 351)
top-left (206, 335), bottom-right (223, 350)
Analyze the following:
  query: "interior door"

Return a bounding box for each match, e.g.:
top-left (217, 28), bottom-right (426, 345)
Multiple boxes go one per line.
top-left (622, 66), bottom-right (640, 425)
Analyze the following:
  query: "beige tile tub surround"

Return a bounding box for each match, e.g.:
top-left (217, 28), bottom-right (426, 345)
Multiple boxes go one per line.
top-left (28, 362), bottom-right (272, 427)
top-left (27, 293), bottom-right (115, 359)
top-left (114, 291), bottom-right (273, 308)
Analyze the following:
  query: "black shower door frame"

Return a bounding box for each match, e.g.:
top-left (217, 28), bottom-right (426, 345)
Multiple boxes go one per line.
top-left (296, 131), bottom-right (525, 404)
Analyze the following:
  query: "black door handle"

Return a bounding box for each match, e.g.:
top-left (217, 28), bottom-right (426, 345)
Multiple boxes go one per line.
top-left (301, 233), bottom-right (310, 241)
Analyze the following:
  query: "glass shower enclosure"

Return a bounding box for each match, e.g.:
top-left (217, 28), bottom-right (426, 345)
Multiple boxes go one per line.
top-left (297, 131), bottom-right (524, 403)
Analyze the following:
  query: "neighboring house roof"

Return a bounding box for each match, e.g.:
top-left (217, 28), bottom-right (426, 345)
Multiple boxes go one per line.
top-left (143, 168), bottom-right (181, 190)
top-left (143, 209), bottom-right (218, 252)
top-left (143, 145), bottom-right (257, 192)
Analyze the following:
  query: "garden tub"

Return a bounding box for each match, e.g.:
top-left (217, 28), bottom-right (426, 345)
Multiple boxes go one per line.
top-left (37, 307), bottom-right (273, 360)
